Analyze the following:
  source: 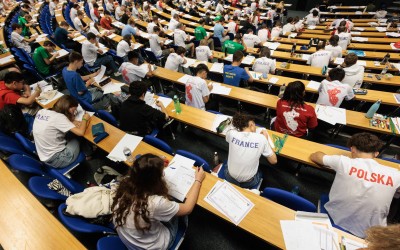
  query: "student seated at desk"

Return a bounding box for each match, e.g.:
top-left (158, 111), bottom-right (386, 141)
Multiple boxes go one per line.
top-left (257, 23), bottom-right (271, 43)
top-left (119, 51), bottom-right (154, 84)
top-left (112, 153), bottom-right (205, 250)
top-left (274, 81), bottom-right (318, 138)
top-left (0, 72), bottom-right (41, 110)
top-left (11, 23), bottom-right (37, 53)
top-left (305, 10), bottom-right (320, 26)
top-left (18, 14), bottom-right (35, 37)
top-left (252, 47), bottom-right (276, 75)
top-left (82, 32), bottom-right (120, 76)
top-left (226, 16), bottom-right (239, 36)
top-left (337, 53), bottom-right (364, 88)
top-left (121, 19), bottom-right (138, 37)
top-left (117, 35), bottom-right (135, 61)
top-left (33, 95), bottom-right (92, 168)
top-left (174, 23), bottom-right (195, 58)
top-left (185, 64), bottom-right (213, 110)
top-left (105, 0), bottom-right (115, 14)
top-left (336, 26), bottom-right (351, 51)
top-left (62, 52), bottom-right (119, 111)
top-left (115, 4), bottom-right (126, 21)
top-left (374, 8), bottom-right (388, 19)
top-left (195, 39), bottom-right (213, 62)
top-left (0, 67), bottom-right (21, 81)
top-left (316, 68), bottom-right (354, 107)
top-left (165, 47), bottom-right (187, 72)
top-left (147, 16), bottom-right (162, 34)
top-left (70, 3), bottom-right (79, 22)
top-left (310, 132), bottom-right (400, 238)
top-left (73, 11), bottom-right (89, 33)
top-left (223, 51), bottom-right (253, 87)
top-left (55, 21), bottom-right (82, 52)
top-left (213, 17), bottom-right (230, 44)
top-left (100, 11), bottom-right (115, 32)
top-left (33, 41), bottom-right (67, 76)
top-left (325, 35), bottom-right (342, 58)
top-left (282, 17), bottom-right (296, 34)
top-left (194, 18), bottom-right (215, 50)
top-left (243, 29), bottom-right (262, 48)
top-left (150, 26), bottom-right (174, 58)
top-left (307, 41), bottom-right (333, 68)
top-left (225, 113), bottom-right (277, 189)
top-left (119, 81), bottom-right (171, 136)
top-left (270, 21), bottom-right (283, 40)
top-left (222, 34), bottom-right (246, 54)
top-left (168, 14), bottom-right (180, 31)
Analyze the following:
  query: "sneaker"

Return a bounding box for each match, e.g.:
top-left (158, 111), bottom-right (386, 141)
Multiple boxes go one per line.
top-left (162, 118), bottom-right (175, 129)
top-left (114, 72), bottom-right (122, 77)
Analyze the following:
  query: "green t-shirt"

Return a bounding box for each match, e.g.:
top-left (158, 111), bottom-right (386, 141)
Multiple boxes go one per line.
top-left (194, 26), bottom-right (207, 41)
top-left (222, 40), bottom-right (244, 54)
top-left (18, 16), bottom-right (29, 37)
top-left (33, 46), bottom-right (51, 75)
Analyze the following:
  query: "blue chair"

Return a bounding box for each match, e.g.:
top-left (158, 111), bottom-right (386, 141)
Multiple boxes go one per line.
top-left (48, 167), bottom-right (84, 194)
top-left (381, 157), bottom-right (400, 164)
top-left (325, 144), bottom-right (350, 151)
top-left (58, 203), bottom-right (115, 234)
top-left (0, 135), bottom-right (30, 156)
top-left (144, 49), bottom-right (164, 65)
top-left (206, 110), bottom-right (222, 115)
top-left (97, 110), bottom-right (118, 127)
top-left (261, 187), bottom-right (317, 212)
top-left (8, 154), bottom-right (46, 175)
top-left (23, 64), bottom-right (44, 81)
top-left (175, 150), bottom-right (211, 172)
top-left (78, 99), bottom-right (97, 113)
top-left (84, 63), bottom-right (100, 73)
top-left (144, 135), bottom-right (174, 155)
top-left (28, 176), bottom-right (69, 201)
top-left (15, 132), bottom-right (37, 155)
top-left (97, 236), bottom-right (127, 250)
top-left (157, 93), bottom-right (171, 98)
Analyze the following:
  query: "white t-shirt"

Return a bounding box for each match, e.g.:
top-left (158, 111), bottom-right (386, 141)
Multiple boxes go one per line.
top-left (33, 109), bottom-right (75, 161)
top-left (89, 23), bottom-right (100, 36)
top-left (70, 8), bottom-right (78, 21)
top-left (252, 57), bottom-right (276, 75)
top-left (185, 76), bottom-right (210, 110)
top-left (11, 31), bottom-right (31, 53)
top-left (323, 155), bottom-right (400, 238)
top-left (119, 62), bottom-right (148, 83)
top-left (270, 27), bottom-right (282, 40)
top-left (257, 29), bottom-right (270, 43)
top-left (82, 40), bottom-right (98, 66)
top-left (316, 79), bottom-right (354, 107)
top-left (195, 46), bottom-right (212, 62)
top-left (117, 40), bottom-right (131, 57)
top-left (165, 53), bottom-right (185, 71)
top-left (147, 22), bottom-right (156, 34)
top-left (115, 6), bottom-right (123, 20)
top-left (73, 17), bottom-right (83, 31)
top-left (174, 29), bottom-right (188, 47)
top-left (337, 32), bottom-right (351, 50)
top-left (307, 49), bottom-right (332, 68)
top-left (375, 10), bottom-right (387, 19)
top-left (90, 7), bottom-right (98, 22)
top-left (226, 129), bottom-right (274, 182)
top-left (106, 2), bottom-right (114, 12)
top-left (243, 33), bottom-right (261, 48)
top-left (115, 195), bottom-right (179, 250)
top-left (250, 2), bottom-right (257, 12)
top-left (226, 21), bottom-right (237, 35)
top-left (168, 18), bottom-right (179, 31)
top-left (49, 1), bottom-right (56, 16)
top-left (340, 64), bottom-right (364, 88)
top-left (325, 45), bottom-right (342, 58)
top-left (295, 20), bottom-right (304, 31)
top-left (306, 15), bottom-right (319, 26)
top-left (215, 3), bottom-right (223, 13)
top-left (149, 34), bottom-right (163, 57)
top-left (282, 23), bottom-right (295, 34)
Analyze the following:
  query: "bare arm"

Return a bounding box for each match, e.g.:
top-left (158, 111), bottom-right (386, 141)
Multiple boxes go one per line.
top-left (176, 167), bottom-right (205, 216)
top-left (261, 130), bottom-right (277, 164)
top-left (70, 113), bottom-right (90, 136)
top-left (310, 151), bottom-right (326, 166)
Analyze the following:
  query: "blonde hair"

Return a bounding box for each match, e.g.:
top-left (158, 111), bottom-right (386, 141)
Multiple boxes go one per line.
top-left (365, 224), bottom-right (400, 250)
top-left (200, 39), bottom-right (208, 46)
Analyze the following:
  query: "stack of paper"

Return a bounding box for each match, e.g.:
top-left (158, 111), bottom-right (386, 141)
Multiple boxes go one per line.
top-left (75, 105), bottom-right (95, 121)
top-left (107, 34), bottom-right (117, 39)
top-left (341, 237), bottom-right (367, 250)
top-left (355, 11), bottom-right (363, 14)
top-left (177, 74), bottom-right (192, 84)
top-left (350, 31), bottom-right (361, 35)
top-left (308, 25), bottom-right (316, 29)
top-left (107, 134), bottom-right (143, 162)
top-left (352, 37), bottom-right (368, 42)
top-left (56, 49), bottom-right (69, 58)
top-left (164, 154), bottom-right (196, 201)
top-left (94, 66), bottom-right (106, 83)
top-left (263, 42), bottom-right (281, 50)
top-left (353, 27), bottom-right (365, 31)
top-left (0, 55), bottom-right (15, 65)
top-left (140, 32), bottom-right (150, 39)
top-left (375, 27), bottom-right (387, 32)
top-left (307, 80), bottom-right (321, 91)
top-left (301, 54), bottom-right (311, 61)
top-left (210, 62), bottom-right (224, 73)
top-left (182, 58), bottom-right (197, 68)
top-left (268, 77), bottom-right (279, 84)
top-left (316, 105), bottom-right (347, 125)
top-left (224, 54), bottom-right (233, 62)
top-left (212, 114), bottom-right (233, 135)
top-left (131, 43), bottom-right (142, 50)
top-left (368, 22), bottom-right (379, 26)
top-left (356, 60), bottom-right (367, 66)
top-left (73, 35), bottom-right (86, 41)
top-left (210, 82), bottom-right (231, 95)
top-left (289, 33), bottom-right (297, 38)
top-left (102, 82), bottom-right (124, 95)
top-left (390, 43), bottom-right (400, 50)
top-left (242, 55), bottom-right (255, 65)
top-left (386, 32), bottom-right (400, 37)
top-left (205, 181), bottom-right (255, 225)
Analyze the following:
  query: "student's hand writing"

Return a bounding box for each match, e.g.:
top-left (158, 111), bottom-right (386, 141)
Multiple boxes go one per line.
top-left (83, 113), bottom-right (91, 121)
top-left (34, 86), bottom-right (42, 96)
top-left (195, 167), bottom-right (205, 183)
top-left (155, 100), bottom-right (164, 108)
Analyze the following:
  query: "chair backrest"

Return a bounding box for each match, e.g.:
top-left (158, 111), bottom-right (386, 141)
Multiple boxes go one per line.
top-left (261, 187), bottom-right (317, 212)
top-left (15, 132), bottom-right (37, 155)
top-left (144, 135), bottom-right (174, 155)
top-left (78, 99), bottom-right (97, 113)
top-left (97, 110), bottom-right (118, 127)
top-left (381, 157), bottom-right (400, 164)
top-left (206, 110), bottom-right (222, 115)
top-left (0, 135), bottom-right (30, 156)
top-left (48, 167), bottom-right (84, 194)
top-left (8, 154), bottom-right (45, 176)
top-left (97, 236), bottom-right (127, 250)
top-left (23, 64), bottom-right (44, 81)
top-left (325, 144), bottom-right (350, 151)
top-left (175, 150), bottom-right (211, 172)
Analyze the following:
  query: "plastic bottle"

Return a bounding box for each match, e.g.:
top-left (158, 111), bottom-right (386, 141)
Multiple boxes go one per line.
top-left (381, 65), bottom-right (388, 75)
top-left (381, 53), bottom-right (390, 65)
top-left (173, 95), bottom-right (182, 114)
top-left (213, 152), bottom-right (219, 166)
top-left (322, 65), bottom-right (328, 75)
top-left (365, 100), bottom-right (382, 119)
top-left (278, 84), bottom-right (286, 98)
top-left (308, 38), bottom-right (313, 48)
top-left (291, 186), bottom-right (300, 195)
top-left (123, 147), bottom-right (134, 163)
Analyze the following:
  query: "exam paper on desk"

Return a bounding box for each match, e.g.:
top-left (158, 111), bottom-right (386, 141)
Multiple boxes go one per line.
top-left (316, 105), bottom-right (346, 125)
top-left (107, 134), bottom-right (143, 162)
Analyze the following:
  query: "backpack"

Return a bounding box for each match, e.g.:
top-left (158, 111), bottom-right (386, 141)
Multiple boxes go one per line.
top-left (0, 104), bottom-right (29, 136)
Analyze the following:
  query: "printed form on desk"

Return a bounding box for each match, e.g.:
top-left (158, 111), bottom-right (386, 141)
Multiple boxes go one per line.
top-left (316, 105), bottom-right (346, 125)
top-left (204, 181), bottom-right (254, 225)
top-left (107, 134), bottom-right (143, 162)
top-left (75, 105), bottom-right (95, 121)
top-left (164, 154), bottom-right (196, 202)
top-left (211, 114), bottom-right (233, 135)
top-left (209, 82), bottom-right (231, 95)
top-left (210, 62), bottom-right (224, 73)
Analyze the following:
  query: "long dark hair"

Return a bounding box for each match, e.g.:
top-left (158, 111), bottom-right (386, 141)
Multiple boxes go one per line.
top-left (52, 95), bottom-right (79, 121)
top-left (281, 81), bottom-right (305, 109)
top-left (112, 154), bottom-right (169, 232)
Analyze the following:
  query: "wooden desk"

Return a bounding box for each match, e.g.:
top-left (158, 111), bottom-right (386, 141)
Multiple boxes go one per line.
top-left (301, 28), bottom-right (395, 38)
top-left (153, 67), bottom-right (400, 137)
top-left (326, 18), bottom-right (379, 23)
top-left (0, 6), bottom-right (17, 68)
top-left (0, 160), bottom-right (86, 250)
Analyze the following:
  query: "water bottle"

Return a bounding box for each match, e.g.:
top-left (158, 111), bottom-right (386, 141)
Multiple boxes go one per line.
top-left (308, 38), bottom-right (313, 48)
top-left (381, 66), bottom-right (388, 75)
top-left (278, 84), bottom-right (286, 98)
top-left (173, 95), bottom-right (182, 114)
top-left (123, 147), bottom-right (134, 163)
top-left (213, 152), bottom-right (219, 166)
top-left (262, 72), bottom-right (268, 79)
top-left (291, 185), bottom-right (300, 195)
top-left (322, 65), bottom-right (328, 75)
top-left (381, 53), bottom-right (390, 65)
top-left (365, 100), bottom-right (382, 119)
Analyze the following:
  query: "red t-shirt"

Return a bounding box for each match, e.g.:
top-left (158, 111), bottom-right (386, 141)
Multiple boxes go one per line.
top-left (274, 99), bottom-right (318, 137)
top-left (0, 81), bottom-right (21, 109)
top-left (100, 16), bottom-right (112, 30)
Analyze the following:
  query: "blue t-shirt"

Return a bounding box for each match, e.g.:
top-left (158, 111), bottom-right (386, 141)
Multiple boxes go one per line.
top-left (223, 65), bottom-right (250, 87)
top-left (213, 23), bottom-right (225, 42)
top-left (121, 25), bottom-right (137, 37)
top-left (62, 67), bottom-right (92, 103)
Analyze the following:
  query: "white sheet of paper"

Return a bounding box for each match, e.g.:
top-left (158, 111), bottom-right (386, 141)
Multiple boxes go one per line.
top-left (350, 31), bottom-right (361, 35)
top-left (74, 104), bottom-right (95, 121)
top-left (182, 58), bottom-right (197, 68)
top-left (212, 114), bottom-right (233, 135)
top-left (352, 37), bottom-right (368, 42)
top-left (307, 80), bottom-right (321, 91)
top-left (156, 96), bottom-right (173, 108)
top-left (94, 66), bottom-right (107, 83)
top-left (224, 54), bottom-right (233, 62)
top-left (242, 55), bottom-right (255, 65)
top-left (205, 181), bottom-right (254, 225)
top-left (353, 27), bottom-right (364, 31)
top-left (37, 91), bottom-right (64, 105)
top-left (375, 27), bottom-right (387, 32)
top-left (73, 35), bottom-right (86, 41)
top-left (0, 55), bottom-right (14, 65)
top-left (56, 49), bottom-right (69, 58)
top-left (316, 105), bottom-right (347, 125)
top-left (390, 43), bottom-right (400, 50)
top-left (177, 74), bottom-right (192, 84)
top-left (107, 134), bottom-right (143, 162)
top-left (140, 32), bottom-right (150, 39)
top-left (308, 25), bottom-right (316, 30)
top-left (102, 82), bottom-right (124, 95)
top-left (301, 54), bottom-right (311, 61)
top-left (210, 82), bottom-right (232, 95)
top-left (263, 42), bottom-right (281, 50)
top-left (164, 154), bottom-right (195, 201)
top-left (30, 80), bottom-right (50, 92)
top-left (342, 237), bottom-right (367, 250)
top-left (356, 60), bottom-right (366, 66)
top-left (314, 226), bottom-right (339, 250)
top-left (386, 32), bottom-right (400, 37)
top-left (107, 34), bottom-right (117, 39)
top-left (295, 211), bottom-right (332, 229)
top-left (280, 220), bottom-right (320, 250)
top-left (210, 62), bottom-right (224, 73)
top-left (268, 77), bottom-right (279, 84)
top-left (334, 58), bottom-right (345, 64)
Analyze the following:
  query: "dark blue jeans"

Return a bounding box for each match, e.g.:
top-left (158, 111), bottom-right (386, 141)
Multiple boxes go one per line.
top-left (224, 167), bottom-right (262, 189)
